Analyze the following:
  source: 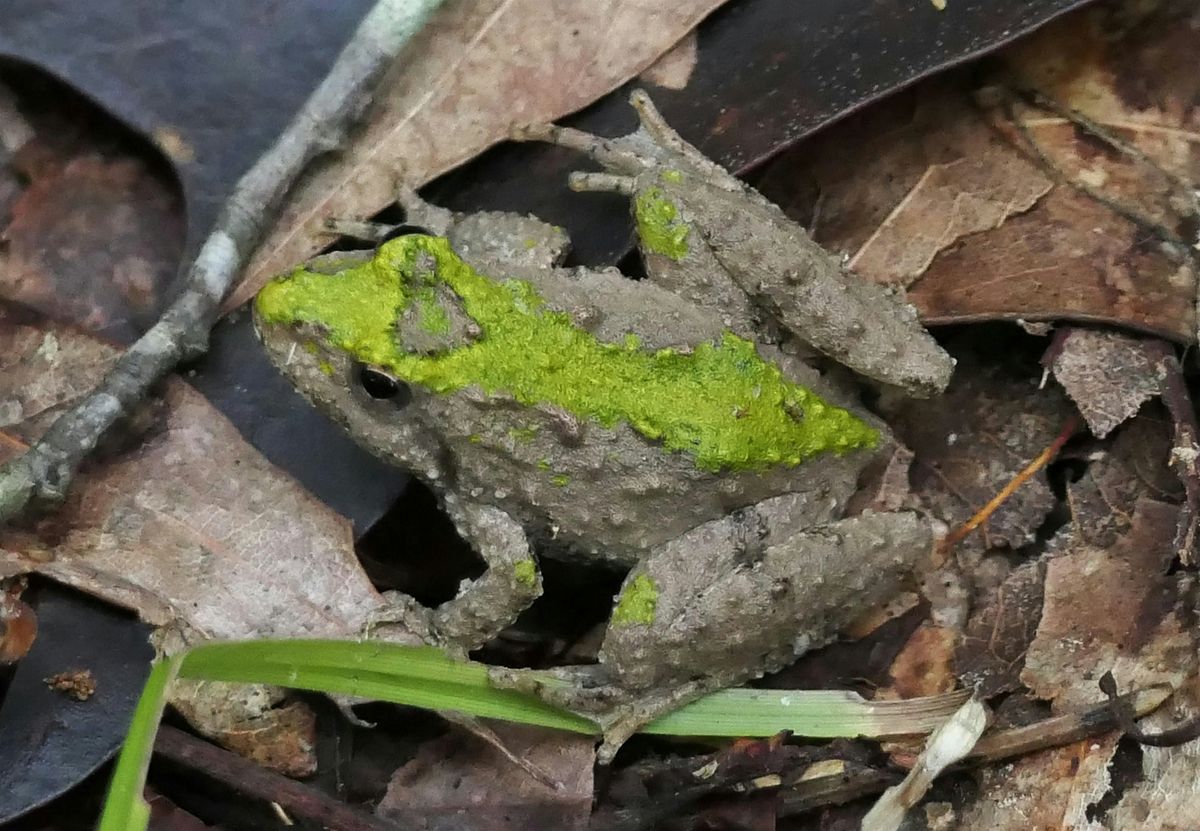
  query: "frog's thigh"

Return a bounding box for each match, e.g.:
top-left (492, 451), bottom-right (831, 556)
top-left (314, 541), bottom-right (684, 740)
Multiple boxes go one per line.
top-left (373, 498), bottom-right (542, 652)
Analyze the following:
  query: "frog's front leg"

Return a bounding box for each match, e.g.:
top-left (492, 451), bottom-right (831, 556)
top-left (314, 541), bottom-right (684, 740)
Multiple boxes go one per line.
top-left (370, 496), bottom-right (542, 654)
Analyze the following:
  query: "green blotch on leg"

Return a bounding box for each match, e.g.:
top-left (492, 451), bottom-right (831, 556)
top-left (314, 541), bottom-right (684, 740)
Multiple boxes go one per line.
top-left (613, 574), bottom-right (659, 626)
top-left (635, 187), bottom-right (690, 261)
top-left (513, 559), bottom-right (537, 587)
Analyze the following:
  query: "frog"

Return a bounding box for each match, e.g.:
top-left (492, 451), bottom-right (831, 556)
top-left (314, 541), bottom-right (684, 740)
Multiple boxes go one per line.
top-left (253, 90), bottom-right (955, 760)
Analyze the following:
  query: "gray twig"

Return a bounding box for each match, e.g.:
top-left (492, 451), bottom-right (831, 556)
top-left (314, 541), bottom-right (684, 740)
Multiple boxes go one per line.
top-left (0, 0), bottom-right (443, 522)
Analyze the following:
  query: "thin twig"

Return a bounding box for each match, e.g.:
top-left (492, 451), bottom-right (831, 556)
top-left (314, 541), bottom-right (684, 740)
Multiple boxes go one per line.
top-left (938, 415), bottom-right (1080, 556)
top-left (995, 85), bottom-right (1194, 258)
top-left (1099, 672), bottom-right (1200, 747)
top-left (0, 0), bottom-right (444, 522)
top-left (154, 725), bottom-right (402, 831)
top-left (776, 685), bottom-right (1171, 818)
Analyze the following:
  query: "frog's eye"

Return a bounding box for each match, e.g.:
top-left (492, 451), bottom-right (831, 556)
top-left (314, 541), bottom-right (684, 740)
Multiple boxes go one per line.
top-left (356, 365), bottom-right (412, 406)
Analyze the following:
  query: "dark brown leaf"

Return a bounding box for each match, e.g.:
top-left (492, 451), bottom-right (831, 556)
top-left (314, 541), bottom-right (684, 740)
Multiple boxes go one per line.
top-left (377, 723), bottom-right (594, 831)
top-left (956, 559), bottom-right (1045, 696)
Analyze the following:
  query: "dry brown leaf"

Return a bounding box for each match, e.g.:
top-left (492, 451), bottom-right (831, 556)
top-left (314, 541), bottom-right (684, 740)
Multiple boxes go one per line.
top-left (0, 322), bottom-right (384, 641)
top-left (1049, 328), bottom-right (1161, 438)
top-left (1066, 411), bottom-right (1180, 548)
top-left (886, 625), bottom-right (959, 699)
top-left (638, 32), bottom-right (698, 91)
top-left (759, 0), bottom-right (1199, 341)
top-left (1021, 499), bottom-right (1196, 711)
top-left (892, 353), bottom-right (1071, 554)
top-left (232, 0), bottom-right (727, 311)
top-left (956, 558), bottom-right (1045, 697)
top-left (0, 148), bottom-right (184, 342)
top-left (378, 722), bottom-right (595, 830)
top-left (0, 319), bottom-right (393, 768)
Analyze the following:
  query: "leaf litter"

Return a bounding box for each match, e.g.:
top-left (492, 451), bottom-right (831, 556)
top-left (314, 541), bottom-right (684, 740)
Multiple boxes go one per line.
top-left (0, 317), bottom-right (395, 771)
top-left (758, 0), bottom-right (1200, 341)
top-left (4, 0), bottom-right (1200, 825)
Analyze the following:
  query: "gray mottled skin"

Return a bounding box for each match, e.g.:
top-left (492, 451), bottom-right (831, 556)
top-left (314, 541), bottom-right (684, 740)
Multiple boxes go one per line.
top-left (255, 92), bottom-right (952, 759)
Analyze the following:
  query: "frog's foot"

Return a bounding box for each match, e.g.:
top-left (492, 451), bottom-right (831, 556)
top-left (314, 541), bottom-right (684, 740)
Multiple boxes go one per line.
top-left (489, 665), bottom-right (715, 763)
top-left (510, 121), bottom-right (652, 176)
top-left (321, 186), bottom-right (456, 244)
top-left (511, 90), bottom-right (733, 200)
top-left (366, 500), bottom-right (543, 653)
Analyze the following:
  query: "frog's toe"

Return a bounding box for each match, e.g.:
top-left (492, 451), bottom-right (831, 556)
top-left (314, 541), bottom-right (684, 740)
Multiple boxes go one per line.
top-left (510, 121), bottom-right (649, 175)
top-left (628, 89), bottom-right (690, 155)
top-left (568, 171), bottom-right (638, 196)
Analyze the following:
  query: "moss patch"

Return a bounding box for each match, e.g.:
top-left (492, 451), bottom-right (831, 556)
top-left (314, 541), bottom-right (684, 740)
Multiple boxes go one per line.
top-left (256, 235), bottom-right (878, 472)
top-left (634, 186), bottom-right (690, 261)
top-left (613, 574), bottom-right (659, 626)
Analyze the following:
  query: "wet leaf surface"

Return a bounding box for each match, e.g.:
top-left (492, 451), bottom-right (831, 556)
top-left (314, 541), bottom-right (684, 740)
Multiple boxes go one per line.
top-left (0, 582), bottom-right (153, 824)
top-left (0, 0), bottom-right (372, 253)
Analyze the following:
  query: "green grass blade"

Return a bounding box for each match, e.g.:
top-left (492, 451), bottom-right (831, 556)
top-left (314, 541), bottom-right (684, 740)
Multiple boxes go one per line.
top-left (178, 640), bottom-right (598, 733)
top-left (644, 687), bottom-right (971, 737)
top-left (96, 655), bottom-right (181, 831)
top-left (100, 639), bottom-right (967, 831)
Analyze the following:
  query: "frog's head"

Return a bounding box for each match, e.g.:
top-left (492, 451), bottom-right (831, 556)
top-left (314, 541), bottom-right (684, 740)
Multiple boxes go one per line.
top-left (253, 235), bottom-right (485, 479)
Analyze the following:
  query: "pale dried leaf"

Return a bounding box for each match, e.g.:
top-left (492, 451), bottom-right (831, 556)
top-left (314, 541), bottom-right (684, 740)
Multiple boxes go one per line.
top-left (850, 154), bottom-right (1052, 286)
top-left (759, 2), bottom-right (1199, 340)
top-left (957, 734), bottom-right (1118, 831)
top-left (234, 0), bottom-right (727, 310)
top-left (1050, 328), bottom-right (1160, 438)
top-left (0, 321), bottom-right (393, 770)
top-left (638, 32), bottom-right (698, 91)
top-left (863, 698), bottom-right (988, 831)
